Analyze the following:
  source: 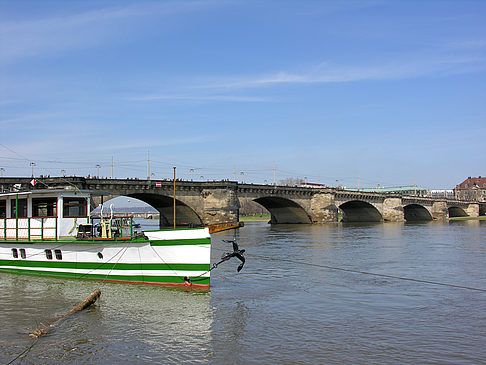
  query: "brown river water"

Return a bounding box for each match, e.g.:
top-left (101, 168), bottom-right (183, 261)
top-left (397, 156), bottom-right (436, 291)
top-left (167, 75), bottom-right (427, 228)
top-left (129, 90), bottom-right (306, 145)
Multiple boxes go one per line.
top-left (1, 220), bottom-right (485, 364)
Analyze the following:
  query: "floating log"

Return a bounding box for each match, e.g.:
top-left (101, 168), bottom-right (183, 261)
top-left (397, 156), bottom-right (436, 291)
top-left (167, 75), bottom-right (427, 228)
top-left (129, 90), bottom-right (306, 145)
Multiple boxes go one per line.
top-left (208, 222), bottom-right (244, 234)
top-left (29, 289), bottom-right (101, 338)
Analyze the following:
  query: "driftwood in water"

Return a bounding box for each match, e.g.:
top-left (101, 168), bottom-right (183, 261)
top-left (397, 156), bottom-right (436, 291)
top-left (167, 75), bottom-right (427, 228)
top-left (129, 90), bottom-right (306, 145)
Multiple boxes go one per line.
top-left (29, 289), bottom-right (101, 338)
top-left (208, 222), bottom-right (244, 234)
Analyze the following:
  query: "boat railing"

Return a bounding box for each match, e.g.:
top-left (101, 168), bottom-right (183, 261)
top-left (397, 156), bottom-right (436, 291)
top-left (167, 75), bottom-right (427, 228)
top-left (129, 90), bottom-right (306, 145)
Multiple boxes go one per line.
top-left (0, 216), bottom-right (139, 241)
top-left (0, 217), bottom-right (57, 240)
top-left (88, 215), bottom-right (136, 240)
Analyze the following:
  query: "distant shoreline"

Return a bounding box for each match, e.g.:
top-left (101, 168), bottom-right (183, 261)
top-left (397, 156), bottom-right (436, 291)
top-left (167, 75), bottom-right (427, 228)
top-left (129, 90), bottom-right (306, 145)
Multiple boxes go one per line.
top-left (449, 216), bottom-right (486, 221)
top-left (240, 214), bottom-right (270, 222)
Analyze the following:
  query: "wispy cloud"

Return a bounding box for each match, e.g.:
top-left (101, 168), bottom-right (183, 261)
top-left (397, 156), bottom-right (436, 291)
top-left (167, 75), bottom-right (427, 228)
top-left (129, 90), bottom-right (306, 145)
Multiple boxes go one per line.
top-left (0, 99), bottom-right (15, 106)
top-left (447, 39), bottom-right (486, 50)
top-left (97, 135), bottom-right (215, 151)
top-left (129, 94), bottom-right (272, 103)
top-left (195, 55), bottom-right (486, 90)
top-left (0, 2), bottom-right (214, 64)
top-left (0, 112), bottom-right (65, 127)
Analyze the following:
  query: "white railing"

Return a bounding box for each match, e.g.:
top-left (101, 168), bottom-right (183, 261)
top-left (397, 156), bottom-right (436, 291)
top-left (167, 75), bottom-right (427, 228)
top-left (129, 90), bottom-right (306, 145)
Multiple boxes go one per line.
top-left (0, 217), bottom-right (57, 240)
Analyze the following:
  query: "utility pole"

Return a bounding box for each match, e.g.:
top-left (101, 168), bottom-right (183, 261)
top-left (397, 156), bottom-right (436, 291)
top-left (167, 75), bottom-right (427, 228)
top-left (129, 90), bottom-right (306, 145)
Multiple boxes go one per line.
top-left (147, 150), bottom-right (150, 180)
top-left (173, 167), bottom-right (176, 229)
top-left (273, 161), bottom-right (276, 186)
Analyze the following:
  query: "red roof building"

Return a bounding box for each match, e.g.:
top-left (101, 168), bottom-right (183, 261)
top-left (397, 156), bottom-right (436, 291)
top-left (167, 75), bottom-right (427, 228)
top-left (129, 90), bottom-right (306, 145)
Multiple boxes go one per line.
top-left (454, 176), bottom-right (486, 201)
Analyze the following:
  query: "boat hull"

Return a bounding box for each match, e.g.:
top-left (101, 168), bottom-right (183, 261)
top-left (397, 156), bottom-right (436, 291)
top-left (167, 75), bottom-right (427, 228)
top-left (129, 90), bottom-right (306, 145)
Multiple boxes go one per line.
top-left (0, 229), bottom-right (211, 288)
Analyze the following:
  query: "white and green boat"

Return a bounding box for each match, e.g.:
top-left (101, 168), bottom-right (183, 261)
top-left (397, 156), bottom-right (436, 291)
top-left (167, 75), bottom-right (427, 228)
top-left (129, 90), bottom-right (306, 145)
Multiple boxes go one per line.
top-left (0, 188), bottom-right (211, 288)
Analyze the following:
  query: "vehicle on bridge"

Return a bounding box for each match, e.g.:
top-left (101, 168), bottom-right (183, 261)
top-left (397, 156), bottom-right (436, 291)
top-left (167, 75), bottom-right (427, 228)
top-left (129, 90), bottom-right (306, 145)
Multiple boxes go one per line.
top-left (0, 188), bottom-right (211, 288)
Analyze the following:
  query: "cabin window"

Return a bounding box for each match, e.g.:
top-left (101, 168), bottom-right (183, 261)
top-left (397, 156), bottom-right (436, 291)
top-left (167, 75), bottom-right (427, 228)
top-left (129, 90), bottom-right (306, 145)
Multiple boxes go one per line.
top-left (63, 198), bottom-right (87, 217)
top-left (20, 248), bottom-right (26, 259)
top-left (11, 199), bottom-right (27, 218)
top-left (11, 248), bottom-right (18, 258)
top-left (54, 249), bottom-right (62, 260)
top-left (0, 200), bottom-right (6, 218)
top-left (33, 198), bottom-right (57, 217)
top-left (45, 249), bottom-right (53, 260)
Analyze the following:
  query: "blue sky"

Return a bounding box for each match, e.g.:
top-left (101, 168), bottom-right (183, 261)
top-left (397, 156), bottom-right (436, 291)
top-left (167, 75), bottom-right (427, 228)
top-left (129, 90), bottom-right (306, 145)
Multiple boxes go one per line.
top-left (1, 0), bottom-right (485, 189)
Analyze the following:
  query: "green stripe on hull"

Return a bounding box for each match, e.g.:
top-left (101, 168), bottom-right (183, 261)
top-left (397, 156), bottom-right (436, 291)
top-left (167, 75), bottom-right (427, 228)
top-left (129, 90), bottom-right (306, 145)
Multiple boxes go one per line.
top-left (0, 259), bottom-right (210, 271)
top-left (0, 238), bottom-right (149, 245)
top-left (1, 238), bottom-right (209, 246)
top-left (0, 267), bottom-right (210, 285)
top-left (149, 238), bottom-right (210, 246)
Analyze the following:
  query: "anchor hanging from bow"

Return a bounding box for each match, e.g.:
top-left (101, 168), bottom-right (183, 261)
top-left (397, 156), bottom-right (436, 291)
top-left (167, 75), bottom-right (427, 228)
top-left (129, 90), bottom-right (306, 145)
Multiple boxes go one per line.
top-left (220, 239), bottom-right (246, 272)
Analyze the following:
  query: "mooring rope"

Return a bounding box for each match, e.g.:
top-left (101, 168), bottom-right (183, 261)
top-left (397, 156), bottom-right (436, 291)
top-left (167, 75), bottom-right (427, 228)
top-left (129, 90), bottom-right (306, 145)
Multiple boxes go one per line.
top-left (245, 249), bottom-right (486, 293)
top-left (184, 258), bottom-right (229, 283)
top-left (5, 336), bottom-right (39, 365)
top-left (203, 244), bottom-right (486, 293)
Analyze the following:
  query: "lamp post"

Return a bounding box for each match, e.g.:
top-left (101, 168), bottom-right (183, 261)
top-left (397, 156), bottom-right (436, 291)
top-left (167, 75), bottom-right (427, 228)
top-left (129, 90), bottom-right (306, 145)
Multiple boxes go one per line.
top-left (96, 164), bottom-right (100, 178)
top-left (173, 167), bottom-right (176, 229)
top-left (240, 171), bottom-right (244, 183)
top-left (190, 169), bottom-right (194, 181)
top-left (0, 168), bottom-right (4, 177)
top-left (30, 162), bottom-right (36, 177)
top-left (61, 169), bottom-right (66, 177)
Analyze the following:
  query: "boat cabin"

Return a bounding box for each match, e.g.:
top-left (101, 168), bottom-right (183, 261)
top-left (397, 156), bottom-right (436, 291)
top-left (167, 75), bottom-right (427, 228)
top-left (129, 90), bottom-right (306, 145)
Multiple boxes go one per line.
top-left (0, 189), bottom-right (134, 241)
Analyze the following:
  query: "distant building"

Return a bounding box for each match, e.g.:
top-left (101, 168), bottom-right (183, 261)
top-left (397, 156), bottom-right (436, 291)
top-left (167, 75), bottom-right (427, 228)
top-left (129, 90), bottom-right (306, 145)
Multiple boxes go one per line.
top-left (454, 176), bottom-right (486, 201)
top-left (348, 186), bottom-right (427, 195)
top-left (300, 182), bottom-right (329, 188)
top-left (424, 189), bottom-right (454, 199)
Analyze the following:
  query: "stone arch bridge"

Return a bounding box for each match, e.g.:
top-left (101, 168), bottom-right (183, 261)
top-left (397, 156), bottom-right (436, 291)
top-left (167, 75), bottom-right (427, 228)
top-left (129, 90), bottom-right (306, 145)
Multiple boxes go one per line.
top-left (0, 177), bottom-right (483, 227)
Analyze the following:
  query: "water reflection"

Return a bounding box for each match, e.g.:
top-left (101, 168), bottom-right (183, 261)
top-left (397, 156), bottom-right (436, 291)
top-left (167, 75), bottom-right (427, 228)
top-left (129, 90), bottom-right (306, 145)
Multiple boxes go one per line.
top-left (2, 221), bottom-right (486, 364)
top-left (0, 275), bottom-right (213, 364)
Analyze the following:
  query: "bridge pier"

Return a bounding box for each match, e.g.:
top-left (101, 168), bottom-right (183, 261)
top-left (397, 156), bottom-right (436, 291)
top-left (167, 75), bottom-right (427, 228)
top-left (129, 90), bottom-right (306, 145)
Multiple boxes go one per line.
top-left (383, 198), bottom-right (405, 222)
top-left (466, 203), bottom-right (480, 217)
top-left (90, 194), bottom-right (118, 211)
top-left (432, 201), bottom-right (448, 220)
top-left (310, 193), bottom-right (338, 223)
top-left (200, 187), bottom-right (239, 225)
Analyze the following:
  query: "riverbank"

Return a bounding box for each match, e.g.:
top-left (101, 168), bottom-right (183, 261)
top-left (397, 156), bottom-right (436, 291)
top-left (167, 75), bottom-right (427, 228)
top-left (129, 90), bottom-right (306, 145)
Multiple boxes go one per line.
top-left (240, 214), bottom-right (270, 222)
top-left (449, 216), bottom-right (486, 221)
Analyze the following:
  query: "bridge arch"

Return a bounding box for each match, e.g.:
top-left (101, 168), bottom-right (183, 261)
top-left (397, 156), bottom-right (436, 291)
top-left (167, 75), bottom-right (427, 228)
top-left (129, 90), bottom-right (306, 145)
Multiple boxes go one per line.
top-left (253, 196), bottom-right (311, 224)
top-left (403, 204), bottom-right (433, 221)
top-left (448, 206), bottom-right (468, 218)
top-left (128, 193), bottom-right (203, 227)
top-left (339, 200), bottom-right (382, 222)
top-left (480, 204), bottom-right (486, 216)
